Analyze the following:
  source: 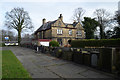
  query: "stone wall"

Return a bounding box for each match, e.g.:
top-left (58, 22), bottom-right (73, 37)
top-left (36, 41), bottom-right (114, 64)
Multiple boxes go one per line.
top-left (51, 27), bottom-right (77, 46)
top-left (38, 46), bottom-right (120, 74)
top-left (76, 23), bottom-right (85, 38)
top-left (44, 29), bottom-right (52, 39)
top-left (21, 43), bottom-right (120, 76)
top-left (51, 18), bottom-right (66, 27)
top-left (51, 27), bottom-right (77, 38)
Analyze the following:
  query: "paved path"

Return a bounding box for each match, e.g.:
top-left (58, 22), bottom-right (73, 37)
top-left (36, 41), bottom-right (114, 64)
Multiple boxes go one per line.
top-left (2, 47), bottom-right (114, 78)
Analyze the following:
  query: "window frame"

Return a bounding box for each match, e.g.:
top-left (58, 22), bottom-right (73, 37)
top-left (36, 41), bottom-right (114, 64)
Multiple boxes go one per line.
top-left (57, 29), bottom-right (63, 35)
top-left (77, 30), bottom-right (82, 36)
top-left (69, 30), bottom-right (72, 35)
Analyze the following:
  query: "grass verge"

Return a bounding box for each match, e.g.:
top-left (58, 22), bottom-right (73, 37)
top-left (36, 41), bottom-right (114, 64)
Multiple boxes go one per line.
top-left (2, 50), bottom-right (32, 79)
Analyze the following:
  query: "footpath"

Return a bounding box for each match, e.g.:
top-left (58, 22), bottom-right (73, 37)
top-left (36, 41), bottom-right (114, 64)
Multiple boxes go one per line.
top-left (2, 47), bottom-right (115, 79)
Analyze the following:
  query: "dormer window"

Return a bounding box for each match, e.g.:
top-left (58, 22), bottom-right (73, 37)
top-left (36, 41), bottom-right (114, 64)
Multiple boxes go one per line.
top-left (57, 29), bottom-right (63, 34)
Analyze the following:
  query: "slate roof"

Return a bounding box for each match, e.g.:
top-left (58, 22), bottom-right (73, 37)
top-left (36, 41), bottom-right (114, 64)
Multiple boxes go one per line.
top-left (35, 19), bottom-right (83, 34)
top-left (65, 22), bottom-right (84, 30)
top-left (35, 20), bottom-right (57, 34)
top-left (72, 22), bottom-right (78, 27)
top-left (65, 22), bottom-right (78, 27)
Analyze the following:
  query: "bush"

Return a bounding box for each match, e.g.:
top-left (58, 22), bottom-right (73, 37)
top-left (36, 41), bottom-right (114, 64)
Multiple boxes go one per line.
top-left (0, 43), bottom-right (5, 47)
top-left (55, 49), bottom-right (62, 58)
top-left (49, 41), bottom-right (59, 47)
top-left (71, 39), bottom-right (120, 48)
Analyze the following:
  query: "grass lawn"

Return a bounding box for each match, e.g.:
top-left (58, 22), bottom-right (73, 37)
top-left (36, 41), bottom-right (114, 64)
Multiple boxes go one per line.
top-left (2, 50), bottom-right (32, 79)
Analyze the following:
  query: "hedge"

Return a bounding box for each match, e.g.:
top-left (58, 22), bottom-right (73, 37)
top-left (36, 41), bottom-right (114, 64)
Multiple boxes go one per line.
top-left (49, 41), bottom-right (59, 47)
top-left (71, 39), bottom-right (120, 48)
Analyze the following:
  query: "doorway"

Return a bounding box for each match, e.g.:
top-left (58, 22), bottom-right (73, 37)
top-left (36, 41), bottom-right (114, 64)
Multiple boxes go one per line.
top-left (57, 38), bottom-right (62, 46)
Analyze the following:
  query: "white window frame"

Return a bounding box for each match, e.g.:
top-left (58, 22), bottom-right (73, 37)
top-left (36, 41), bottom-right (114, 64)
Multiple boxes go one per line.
top-left (57, 29), bottom-right (63, 34)
top-left (69, 30), bottom-right (72, 35)
top-left (77, 31), bottom-right (82, 36)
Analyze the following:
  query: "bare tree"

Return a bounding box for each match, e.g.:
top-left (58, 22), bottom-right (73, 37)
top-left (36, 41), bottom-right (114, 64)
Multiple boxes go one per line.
top-left (94, 8), bottom-right (111, 39)
top-left (5, 7), bottom-right (33, 45)
top-left (115, 10), bottom-right (120, 26)
top-left (72, 7), bottom-right (85, 22)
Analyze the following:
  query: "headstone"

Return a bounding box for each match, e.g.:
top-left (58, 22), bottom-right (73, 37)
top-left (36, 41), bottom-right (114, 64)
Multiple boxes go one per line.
top-left (91, 54), bottom-right (98, 67)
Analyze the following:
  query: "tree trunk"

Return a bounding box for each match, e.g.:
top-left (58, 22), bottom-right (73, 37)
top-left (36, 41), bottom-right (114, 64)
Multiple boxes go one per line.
top-left (100, 21), bottom-right (105, 39)
top-left (100, 25), bottom-right (103, 39)
top-left (18, 30), bottom-right (21, 46)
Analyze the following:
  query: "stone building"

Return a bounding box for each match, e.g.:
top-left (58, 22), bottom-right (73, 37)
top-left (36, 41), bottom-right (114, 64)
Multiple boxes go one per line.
top-left (34, 14), bottom-right (85, 46)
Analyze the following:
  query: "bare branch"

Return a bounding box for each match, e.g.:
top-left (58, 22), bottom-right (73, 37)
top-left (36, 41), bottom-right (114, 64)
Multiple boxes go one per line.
top-left (4, 7), bottom-right (34, 45)
top-left (94, 8), bottom-right (112, 39)
top-left (72, 7), bottom-right (85, 22)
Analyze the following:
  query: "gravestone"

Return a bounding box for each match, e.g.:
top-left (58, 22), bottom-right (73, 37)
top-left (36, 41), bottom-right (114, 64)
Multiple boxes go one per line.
top-left (91, 54), bottom-right (98, 67)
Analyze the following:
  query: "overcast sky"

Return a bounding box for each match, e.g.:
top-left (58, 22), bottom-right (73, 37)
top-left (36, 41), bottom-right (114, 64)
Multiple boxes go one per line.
top-left (0, 0), bottom-right (119, 35)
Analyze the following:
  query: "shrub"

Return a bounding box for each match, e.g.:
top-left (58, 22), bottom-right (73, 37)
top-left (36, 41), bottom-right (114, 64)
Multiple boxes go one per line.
top-left (0, 43), bottom-right (5, 47)
top-left (49, 41), bottom-right (59, 47)
top-left (2, 43), bottom-right (5, 46)
top-left (71, 39), bottom-right (120, 48)
top-left (55, 49), bottom-right (62, 58)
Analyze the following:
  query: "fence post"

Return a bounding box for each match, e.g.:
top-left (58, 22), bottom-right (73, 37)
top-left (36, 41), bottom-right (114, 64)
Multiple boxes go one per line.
top-left (37, 46), bottom-right (39, 52)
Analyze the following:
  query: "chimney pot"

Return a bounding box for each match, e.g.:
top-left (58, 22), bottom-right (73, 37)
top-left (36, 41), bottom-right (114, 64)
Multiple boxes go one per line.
top-left (59, 14), bottom-right (63, 21)
top-left (42, 18), bottom-right (46, 24)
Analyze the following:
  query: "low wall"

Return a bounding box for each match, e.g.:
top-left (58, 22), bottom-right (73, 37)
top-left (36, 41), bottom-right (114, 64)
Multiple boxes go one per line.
top-left (42, 47), bottom-right (120, 75)
top-left (20, 44), bottom-right (120, 76)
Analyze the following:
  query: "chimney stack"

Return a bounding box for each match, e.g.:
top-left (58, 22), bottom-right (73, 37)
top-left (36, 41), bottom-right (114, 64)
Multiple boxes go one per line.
top-left (73, 20), bottom-right (76, 23)
top-left (59, 14), bottom-right (63, 21)
top-left (42, 18), bottom-right (46, 24)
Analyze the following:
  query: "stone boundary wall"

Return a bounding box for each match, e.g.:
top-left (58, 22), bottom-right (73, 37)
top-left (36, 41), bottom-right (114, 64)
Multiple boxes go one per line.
top-left (20, 44), bottom-right (120, 76)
